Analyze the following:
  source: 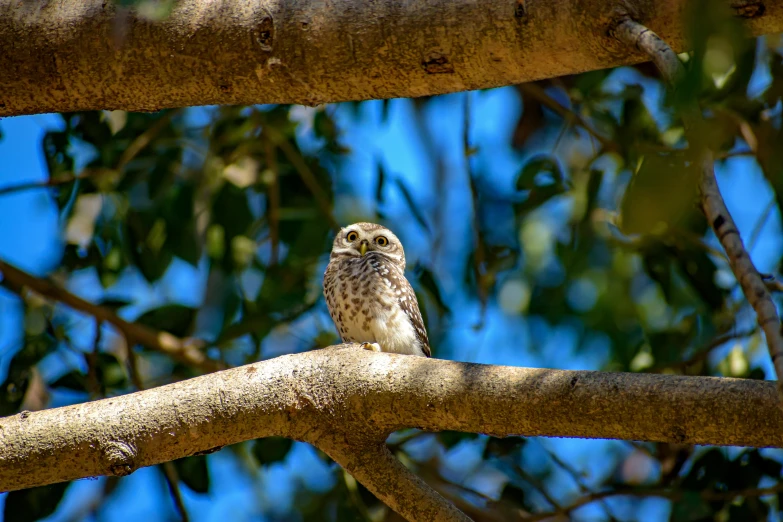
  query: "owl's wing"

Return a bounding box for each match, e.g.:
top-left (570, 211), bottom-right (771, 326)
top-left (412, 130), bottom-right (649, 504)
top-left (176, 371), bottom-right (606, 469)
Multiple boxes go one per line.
top-left (396, 274), bottom-right (431, 358)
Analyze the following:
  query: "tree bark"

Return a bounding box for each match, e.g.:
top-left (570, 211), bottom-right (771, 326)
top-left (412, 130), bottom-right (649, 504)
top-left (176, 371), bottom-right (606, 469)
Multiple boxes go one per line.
top-left (2, 0), bottom-right (781, 117)
top-left (2, 345), bottom-right (782, 495)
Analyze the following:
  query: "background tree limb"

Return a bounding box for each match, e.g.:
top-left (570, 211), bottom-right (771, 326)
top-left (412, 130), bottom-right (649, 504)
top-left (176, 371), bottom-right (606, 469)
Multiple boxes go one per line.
top-left (2, 0), bottom-right (783, 117)
top-left (0, 259), bottom-right (222, 373)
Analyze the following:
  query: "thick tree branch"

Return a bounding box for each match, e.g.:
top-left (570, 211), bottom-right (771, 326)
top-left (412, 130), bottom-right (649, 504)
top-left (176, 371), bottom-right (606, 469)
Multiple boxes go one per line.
top-left (2, 0), bottom-right (783, 116)
top-left (610, 18), bottom-right (783, 404)
top-left (0, 259), bottom-right (223, 373)
top-left (2, 346), bottom-right (782, 500)
top-left (319, 437), bottom-right (472, 522)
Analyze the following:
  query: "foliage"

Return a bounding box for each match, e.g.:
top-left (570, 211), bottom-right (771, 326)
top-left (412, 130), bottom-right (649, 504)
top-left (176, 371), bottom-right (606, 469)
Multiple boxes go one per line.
top-left (1, 10), bottom-right (783, 522)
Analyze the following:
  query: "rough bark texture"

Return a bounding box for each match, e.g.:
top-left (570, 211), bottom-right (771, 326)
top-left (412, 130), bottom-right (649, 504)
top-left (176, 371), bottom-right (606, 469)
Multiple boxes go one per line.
top-left (2, 345), bottom-right (782, 495)
top-left (2, 0), bottom-right (782, 117)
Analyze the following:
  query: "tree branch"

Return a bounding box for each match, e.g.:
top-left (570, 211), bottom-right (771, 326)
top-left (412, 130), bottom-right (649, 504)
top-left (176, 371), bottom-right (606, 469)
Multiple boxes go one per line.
top-left (2, 346), bottom-right (782, 508)
top-left (319, 438), bottom-right (472, 522)
top-left (610, 17), bottom-right (783, 405)
top-left (3, 0), bottom-right (783, 117)
top-left (0, 259), bottom-right (223, 373)
top-left (523, 482), bottom-right (783, 521)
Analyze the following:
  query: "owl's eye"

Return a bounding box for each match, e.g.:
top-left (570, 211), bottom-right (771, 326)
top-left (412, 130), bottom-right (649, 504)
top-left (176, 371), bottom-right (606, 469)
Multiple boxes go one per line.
top-left (375, 236), bottom-right (389, 247)
top-left (346, 231), bottom-right (359, 242)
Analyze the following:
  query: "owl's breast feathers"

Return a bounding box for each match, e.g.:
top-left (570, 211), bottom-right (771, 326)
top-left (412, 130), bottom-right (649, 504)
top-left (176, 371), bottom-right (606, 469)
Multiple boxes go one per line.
top-left (324, 253), bottom-right (431, 357)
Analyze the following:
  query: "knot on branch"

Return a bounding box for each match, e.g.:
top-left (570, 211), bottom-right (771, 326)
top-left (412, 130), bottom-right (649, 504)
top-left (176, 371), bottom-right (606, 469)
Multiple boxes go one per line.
top-left (255, 15), bottom-right (274, 52)
top-left (731, 0), bottom-right (766, 18)
top-left (102, 440), bottom-right (138, 476)
top-left (422, 52), bottom-right (454, 74)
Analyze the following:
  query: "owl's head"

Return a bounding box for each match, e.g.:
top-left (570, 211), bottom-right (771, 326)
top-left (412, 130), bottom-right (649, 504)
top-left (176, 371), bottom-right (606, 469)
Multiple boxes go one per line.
top-left (330, 222), bottom-right (405, 268)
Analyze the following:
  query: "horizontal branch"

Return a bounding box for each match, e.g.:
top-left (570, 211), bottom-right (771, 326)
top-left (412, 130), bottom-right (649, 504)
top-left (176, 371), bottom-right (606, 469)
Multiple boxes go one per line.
top-left (2, 0), bottom-right (783, 116)
top-left (2, 345), bottom-right (782, 494)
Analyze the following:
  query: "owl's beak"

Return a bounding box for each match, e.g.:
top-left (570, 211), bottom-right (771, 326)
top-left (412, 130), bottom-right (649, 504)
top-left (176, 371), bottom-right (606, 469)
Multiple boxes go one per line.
top-left (359, 241), bottom-right (368, 256)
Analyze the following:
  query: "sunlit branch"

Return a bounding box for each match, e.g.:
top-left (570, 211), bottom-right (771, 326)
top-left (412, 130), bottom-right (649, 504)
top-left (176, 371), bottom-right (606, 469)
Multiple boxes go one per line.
top-left (2, 347), bottom-right (782, 491)
top-left (611, 17), bottom-right (783, 406)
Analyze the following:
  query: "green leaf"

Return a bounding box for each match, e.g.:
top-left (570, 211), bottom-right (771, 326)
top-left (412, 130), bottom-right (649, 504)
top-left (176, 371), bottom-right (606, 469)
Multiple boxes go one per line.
top-left (415, 266), bottom-right (449, 315)
top-left (514, 155), bottom-right (569, 216)
top-left (173, 455), bottom-right (210, 494)
top-left (681, 448), bottom-right (728, 490)
top-left (96, 352), bottom-right (128, 389)
top-left (646, 327), bottom-right (696, 367)
top-left (499, 483), bottom-right (527, 507)
top-left (671, 491), bottom-right (712, 522)
top-left (252, 437), bottom-right (293, 466)
top-left (436, 431), bottom-right (478, 449)
top-left (97, 298), bottom-right (133, 311)
top-left (620, 95), bottom-right (661, 147)
top-left (516, 154), bottom-right (564, 191)
top-left (125, 209), bottom-right (174, 282)
top-left (135, 305), bottom-right (196, 337)
top-left (673, 244), bottom-right (726, 311)
top-left (0, 334), bottom-right (58, 416)
top-left (3, 482), bottom-right (69, 522)
top-left (484, 436), bottom-right (527, 458)
top-left (165, 183), bottom-right (201, 266)
top-left (619, 150), bottom-right (700, 235)
top-left (51, 371), bottom-right (87, 392)
top-left (394, 177), bottom-right (430, 234)
top-left (375, 159), bottom-right (386, 208)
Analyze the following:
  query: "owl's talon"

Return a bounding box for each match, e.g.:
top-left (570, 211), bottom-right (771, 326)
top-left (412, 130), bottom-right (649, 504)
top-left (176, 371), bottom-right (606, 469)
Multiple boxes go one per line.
top-left (360, 342), bottom-right (382, 352)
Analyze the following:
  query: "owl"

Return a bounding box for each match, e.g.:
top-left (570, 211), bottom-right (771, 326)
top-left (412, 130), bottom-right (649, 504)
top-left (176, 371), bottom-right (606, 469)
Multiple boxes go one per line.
top-left (323, 222), bottom-right (431, 357)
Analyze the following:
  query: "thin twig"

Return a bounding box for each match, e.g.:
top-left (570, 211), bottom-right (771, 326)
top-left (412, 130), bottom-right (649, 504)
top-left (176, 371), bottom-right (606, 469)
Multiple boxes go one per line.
top-left (541, 443), bottom-right (618, 519)
top-left (213, 300), bottom-right (318, 347)
top-left (748, 197), bottom-right (776, 254)
top-left (611, 17), bottom-right (783, 406)
top-left (126, 341), bottom-right (190, 522)
top-left (523, 482), bottom-right (783, 521)
top-left (86, 320), bottom-right (103, 399)
top-left (161, 461), bottom-right (190, 522)
top-left (0, 259), bottom-right (222, 373)
top-left (115, 110), bottom-right (178, 173)
top-left (513, 465), bottom-right (562, 511)
top-left (264, 139), bottom-right (280, 266)
top-left (0, 172), bottom-right (91, 197)
top-left (264, 127), bottom-right (339, 230)
top-left (464, 92), bottom-right (488, 329)
top-left (649, 327), bottom-right (758, 373)
top-left (518, 82), bottom-right (619, 153)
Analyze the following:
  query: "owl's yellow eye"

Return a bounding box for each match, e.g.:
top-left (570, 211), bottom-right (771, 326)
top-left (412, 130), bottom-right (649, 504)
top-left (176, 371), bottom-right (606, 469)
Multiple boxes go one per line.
top-left (375, 236), bottom-right (389, 247)
top-left (346, 231), bottom-right (359, 242)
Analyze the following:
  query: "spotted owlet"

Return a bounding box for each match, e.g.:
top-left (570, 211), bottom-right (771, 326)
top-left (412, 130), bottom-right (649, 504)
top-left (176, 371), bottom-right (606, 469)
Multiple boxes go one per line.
top-left (323, 222), bottom-right (431, 357)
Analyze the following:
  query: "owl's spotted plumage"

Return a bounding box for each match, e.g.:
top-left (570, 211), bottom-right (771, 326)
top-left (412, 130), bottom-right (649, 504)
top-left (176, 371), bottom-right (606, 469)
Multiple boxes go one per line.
top-left (323, 222), bottom-right (431, 357)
